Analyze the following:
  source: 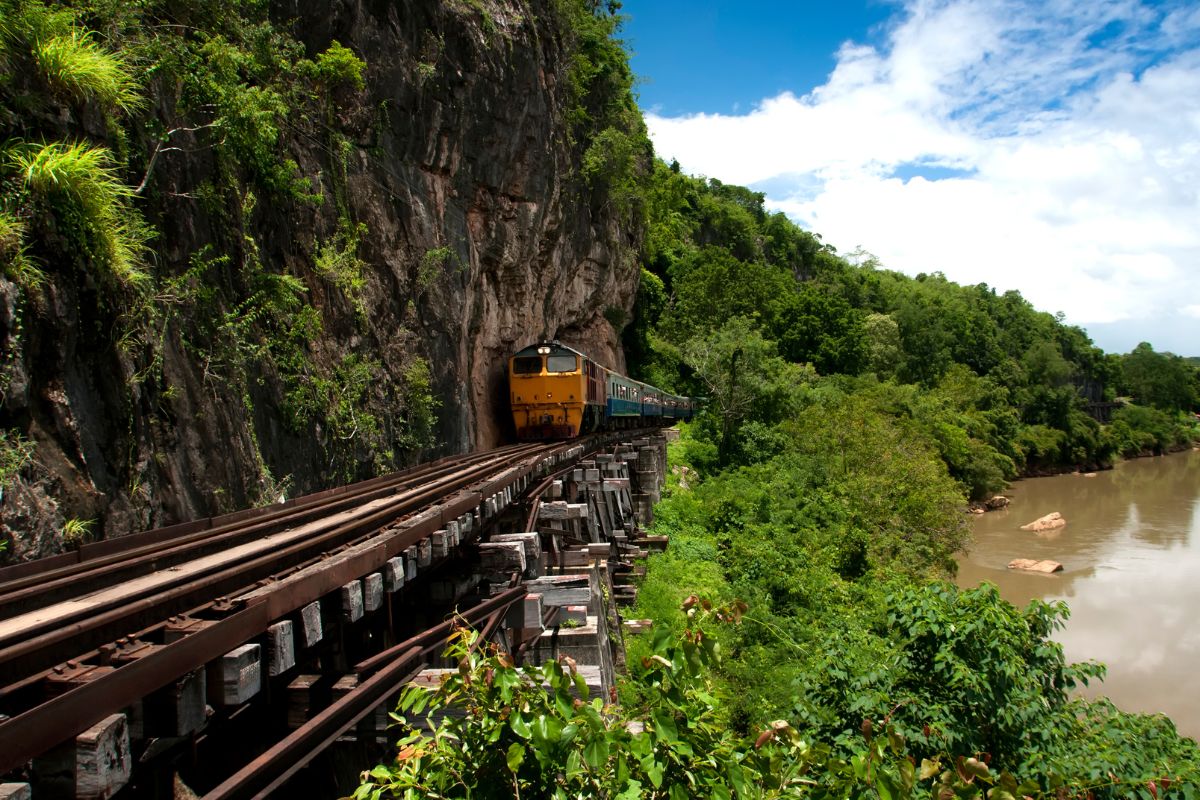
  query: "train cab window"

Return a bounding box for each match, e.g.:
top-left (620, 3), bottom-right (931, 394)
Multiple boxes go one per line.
top-left (547, 354), bottom-right (578, 373)
top-left (513, 356), bottom-right (543, 374)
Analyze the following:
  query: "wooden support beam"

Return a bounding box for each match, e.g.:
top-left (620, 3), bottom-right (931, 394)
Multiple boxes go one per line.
top-left (139, 669), bottom-right (206, 738)
top-left (286, 674), bottom-right (322, 729)
top-left (523, 575), bottom-right (591, 607)
top-left (431, 530), bottom-right (450, 559)
top-left (491, 532), bottom-right (541, 573)
top-left (33, 714), bottom-right (132, 800)
top-left (505, 593), bottom-right (544, 630)
top-left (300, 601), bottom-right (323, 648)
top-left (478, 541), bottom-right (525, 574)
top-left (384, 556), bottom-right (405, 592)
top-left (341, 580), bottom-right (364, 623)
top-left (364, 573), bottom-right (384, 612)
top-left (208, 644), bottom-right (262, 707)
top-left (267, 621), bottom-right (296, 677)
top-left (538, 502), bottom-right (588, 521)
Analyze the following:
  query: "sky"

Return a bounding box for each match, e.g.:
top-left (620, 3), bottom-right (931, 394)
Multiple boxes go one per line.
top-left (621, 0), bottom-right (1200, 356)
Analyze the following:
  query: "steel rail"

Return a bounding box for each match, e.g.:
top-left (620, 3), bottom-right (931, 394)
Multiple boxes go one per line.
top-left (0, 446), bottom-right (532, 615)
top-left (0, 441), bottom-right (572, 773)
top-left (0, 433), bottom-right (619, 775)
top-left (204, 586), bottom-right (527, 800)
top-left (0, 448), bottom-right (484, 585)
top-left (0, 446), bottom-right (543, 681)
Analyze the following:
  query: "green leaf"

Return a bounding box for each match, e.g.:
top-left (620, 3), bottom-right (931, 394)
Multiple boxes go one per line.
top-left (509, 714), bottom-right (532, 739)
top-left (506, 742), bottom-right (525, 773)
top-left (644, 757), bottom-right (665, 788)
top-left (652, 710), bottom-right (679, 743)
top-left (727, 762), bottom-right (747, 796)
top-left (919, 759), bottom-right (941, 781)
top-left (573, 670), bottom-right (590, 699)
top-left (566, 749), bottom-right (584, 779)
top-left (584, 735), bottom-right (611, 769)
top-left (877, 773), bottom-right (895, 800)
top-left (616, 780), bottom-right (643, 800)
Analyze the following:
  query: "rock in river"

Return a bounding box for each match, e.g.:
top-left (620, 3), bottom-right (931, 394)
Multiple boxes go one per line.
top-left (1020, 512), bottom-right (1066, 531)
top-left (1008, 558), bottom-right (1064, 573)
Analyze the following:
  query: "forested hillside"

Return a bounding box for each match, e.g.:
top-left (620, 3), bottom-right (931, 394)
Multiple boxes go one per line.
top-left (614, 166), bottom-right (1200, 797)
top-left (625, 166), bottom-right (1198, 498)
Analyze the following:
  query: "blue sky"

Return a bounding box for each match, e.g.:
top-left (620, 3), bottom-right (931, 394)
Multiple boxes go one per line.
top-left (622, 0), bottom-right (1200, 356)
top-left (624, 1), bottom-right (894, 116)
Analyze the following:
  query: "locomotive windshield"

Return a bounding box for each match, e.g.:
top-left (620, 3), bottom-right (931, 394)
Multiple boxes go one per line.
top-left (512, 356), bottom-right (542, 374)
top-left (547, 354), bottom-right (578, 373)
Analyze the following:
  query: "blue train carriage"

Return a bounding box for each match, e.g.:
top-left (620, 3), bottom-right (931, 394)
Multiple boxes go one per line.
top-left (661, 391), bottom-right (688, 421)
top-left (640, 382), bottom-right (663, 418)
top-left (605, 370), bottom-right (643, 426)
top-left (509, 341), bottom-right (605, 439)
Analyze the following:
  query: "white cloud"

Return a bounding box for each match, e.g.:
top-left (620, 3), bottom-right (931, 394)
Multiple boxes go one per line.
top-left (644, 0), bottom-right (1200, 353)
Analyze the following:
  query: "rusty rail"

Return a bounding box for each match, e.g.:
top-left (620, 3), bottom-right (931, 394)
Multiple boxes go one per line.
top-left (0, 447), bottom-right (542, 680)
top-left (0, 446), bottom-right (531, 617)
top-left (0, 432), bottom-right (628, 779)
top-left (0, 445), bottom-right (557, 773)
top-left (204, 586), bottom-right (527, 800)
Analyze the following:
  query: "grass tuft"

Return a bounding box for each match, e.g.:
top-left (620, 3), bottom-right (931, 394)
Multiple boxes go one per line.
top-left (31, 27), bottom-right (142, 111)
top-left (10, 141), bottom-right (150, 287)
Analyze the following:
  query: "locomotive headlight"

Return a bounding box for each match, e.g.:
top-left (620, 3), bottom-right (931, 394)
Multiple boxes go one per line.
top-left (537, 345), bottom-right (551, 354)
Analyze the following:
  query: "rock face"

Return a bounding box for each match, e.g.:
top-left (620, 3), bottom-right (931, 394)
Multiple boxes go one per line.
top-left (0, 0), bottom-right (643, 553)
top-left (1020, 512), bottom-right (1066, 532)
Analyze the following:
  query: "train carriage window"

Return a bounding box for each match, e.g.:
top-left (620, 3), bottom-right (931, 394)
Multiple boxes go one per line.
top-left (513, 356), bottom-right (542, 374)
top-left (547, 354), bottom-right (578, 373)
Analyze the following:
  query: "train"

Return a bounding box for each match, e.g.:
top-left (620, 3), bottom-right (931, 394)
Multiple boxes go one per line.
top-left (508, 341), bottom-right (696, 439)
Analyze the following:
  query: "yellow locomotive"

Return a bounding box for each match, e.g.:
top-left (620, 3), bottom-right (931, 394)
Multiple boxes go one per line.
top-left (508, 341), bottom-right (694, 440)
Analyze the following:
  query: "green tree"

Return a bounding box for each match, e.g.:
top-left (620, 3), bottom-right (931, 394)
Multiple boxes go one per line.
top-left (1120, 343), bottom-right (1197, 412)
top-left (682, 317), bottom-right (811, 467)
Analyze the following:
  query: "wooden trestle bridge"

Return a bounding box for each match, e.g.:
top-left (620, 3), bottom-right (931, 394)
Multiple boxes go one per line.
top-left (0, 432), bottom-right (670, 800)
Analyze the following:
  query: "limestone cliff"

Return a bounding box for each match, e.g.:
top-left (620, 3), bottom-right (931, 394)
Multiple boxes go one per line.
top-left (0, 0), bottom-right (647, 557)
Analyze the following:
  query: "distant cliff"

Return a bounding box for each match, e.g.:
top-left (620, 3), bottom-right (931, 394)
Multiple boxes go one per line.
top-left (0, 0), bottom-right (649, 557)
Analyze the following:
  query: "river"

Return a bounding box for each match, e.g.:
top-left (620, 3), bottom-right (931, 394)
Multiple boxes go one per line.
top-left (956, 448), bottom-right (1200, 740)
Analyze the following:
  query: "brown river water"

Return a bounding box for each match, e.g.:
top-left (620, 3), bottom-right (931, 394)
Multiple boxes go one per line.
top-left (956, 448), bottom-right (1200, 740)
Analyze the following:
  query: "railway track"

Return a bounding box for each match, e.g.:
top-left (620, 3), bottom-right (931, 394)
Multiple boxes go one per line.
top-left (0, 436), bottom-right (606, 776)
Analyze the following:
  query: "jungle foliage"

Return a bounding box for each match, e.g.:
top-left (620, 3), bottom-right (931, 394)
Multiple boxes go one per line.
top-left (611, 92), bottom-right (1199, 800)
top-left (625, 164), bottom-right (1199, 497)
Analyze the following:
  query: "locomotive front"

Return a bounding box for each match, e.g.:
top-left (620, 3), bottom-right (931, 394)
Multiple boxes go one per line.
top-left (508, 342), bottom-right (590, 439)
